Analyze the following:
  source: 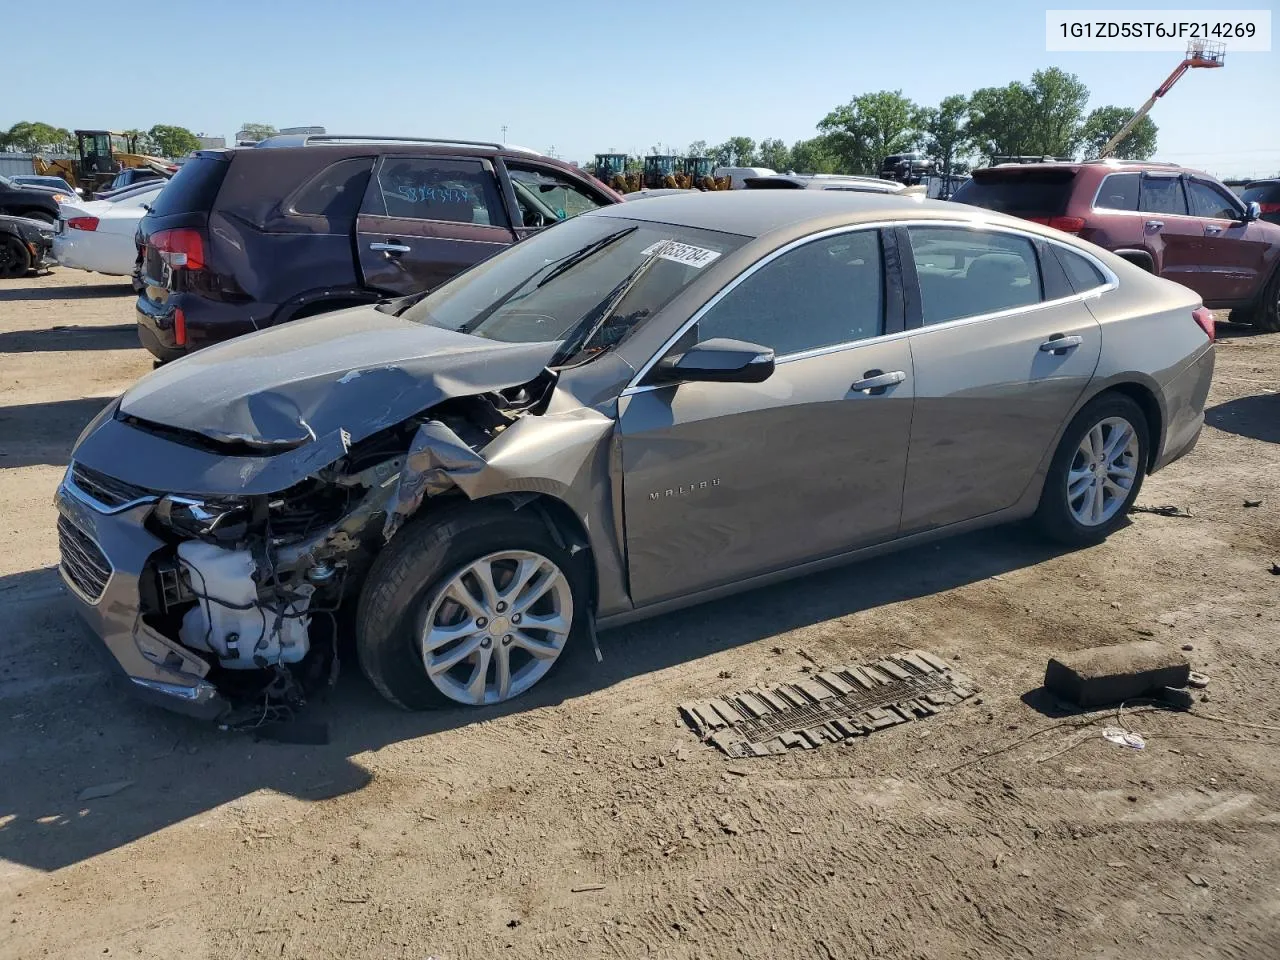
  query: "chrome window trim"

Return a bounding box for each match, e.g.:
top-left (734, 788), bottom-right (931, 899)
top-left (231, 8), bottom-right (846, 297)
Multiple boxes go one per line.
top-left (620, 218), bottom-right (1118, 397)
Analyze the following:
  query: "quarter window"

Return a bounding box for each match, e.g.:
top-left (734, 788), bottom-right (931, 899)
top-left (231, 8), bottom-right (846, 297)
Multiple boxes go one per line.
top-left (364, 157), bottom-right (507, 226)
top-left (291, 157), bottom-right (374, 222)
top-left (1186, 179), bottom-right (1240, 220)
top-left (1053, 246), bottom-right (1108, 294)
top-left (696, 230), bottom-right (884, 356)
top-left (906, 227), bottom-right (1043, 325)
top-left (1094, 173), bottom-right (1140, 211)
top-left (1139, 176), bottom-right (1187, 216)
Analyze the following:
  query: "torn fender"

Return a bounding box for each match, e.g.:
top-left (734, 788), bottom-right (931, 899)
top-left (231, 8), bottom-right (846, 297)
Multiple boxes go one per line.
top-left (385, 406), bottom-right (618, 542)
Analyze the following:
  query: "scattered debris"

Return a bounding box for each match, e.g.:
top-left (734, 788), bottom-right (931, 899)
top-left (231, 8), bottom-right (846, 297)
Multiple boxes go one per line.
top-left (717, 670), bottom-right (733, 680)
top-left (1102, 728), bottom-right (1146, 750)
top-left (716, 815), bottom-right (742, 835)
top-left (1187, 672), bottom-right (1210, 689)
top-left (1186, 873), bottom-right (1210, 888)
top-left (1130, 504), bottom-right (1192, 518)
top-left (679, 650), bottom-right (975, 757)
top-left (337, 896), bottom-right (370, 904)
top-left (1244, 499), bottom-right (1262, 508)
top-left (1159, 686), bottom-right (1195, 710)
top-left (1270, 562), bottom-right (1280, 576)
top-left (76, 780), bottom-right (134, 802)
top-left (1181, 644), bottom-right (1194, 651)
top-left (1044, 640), bottom-right (1191, 708)
top-left (570, 885), bottom-right (606, 894)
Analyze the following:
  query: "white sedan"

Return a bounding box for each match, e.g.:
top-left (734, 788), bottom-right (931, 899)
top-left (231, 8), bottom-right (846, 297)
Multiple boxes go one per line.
top-left (52, 182), bottom-right (163, 276)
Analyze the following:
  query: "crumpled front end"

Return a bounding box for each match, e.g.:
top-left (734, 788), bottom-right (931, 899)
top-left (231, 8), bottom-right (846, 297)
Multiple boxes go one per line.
top-left (55, 364), bottom-right (617, 724)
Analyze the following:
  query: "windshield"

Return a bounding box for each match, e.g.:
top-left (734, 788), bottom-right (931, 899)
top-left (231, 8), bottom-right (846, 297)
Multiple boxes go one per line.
top-left (401, 215), bottom-right (747, 366)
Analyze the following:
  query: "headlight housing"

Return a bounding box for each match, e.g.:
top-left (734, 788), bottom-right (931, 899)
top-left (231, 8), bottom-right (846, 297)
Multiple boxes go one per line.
top-left (154, 495), bottom-right (250, 541)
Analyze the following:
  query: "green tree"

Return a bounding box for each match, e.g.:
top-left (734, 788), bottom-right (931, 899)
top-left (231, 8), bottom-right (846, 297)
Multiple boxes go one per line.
top-left (1080, 105), bottom-right (1158, 159)
top-left (921, 94), bottom-right (972, 178)
top-left (1, 121), bottom-right (73, 153)
top-left (788, 136), bottom-right (841, 174)
top-left (147, 124), bottom-right (201, 158)
top-left (121, 128), bottom-right (156, 154)
top-left (685, 139), bottom-right (709, 158)
top-left (711, 136), bottom-right (757, 166)
top-left (1026, 67), bottom-right (1089, 157)
top-left (756, 138), bottom-right (791, 172)
top-left (237, 122), bottom-right (278, 142)
top-left (966, 82), bottom-right (1037, 161)
top-left (819, 90), bottom-right (922, 174)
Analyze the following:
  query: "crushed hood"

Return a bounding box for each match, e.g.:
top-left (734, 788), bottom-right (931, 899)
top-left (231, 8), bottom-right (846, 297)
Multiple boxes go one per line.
top-left (118, 305), bottom-right (558, 450)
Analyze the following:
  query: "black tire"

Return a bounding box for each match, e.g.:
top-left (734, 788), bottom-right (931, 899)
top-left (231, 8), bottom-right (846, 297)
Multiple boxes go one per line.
top-left (22, 210), bottom-right (56, 225)
top-left (0, 235), bottom-right (32, 279)
top-left (1252, 268), bottom-right (1280, 333)
top-left (355, 503), bottom-right (588, 710)
top-left (1034, 393), bottom-right (1150, 545)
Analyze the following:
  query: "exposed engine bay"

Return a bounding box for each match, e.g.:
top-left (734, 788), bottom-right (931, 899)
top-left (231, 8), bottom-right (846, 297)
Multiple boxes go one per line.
top-left (131, 371), bottom-right (560, 729)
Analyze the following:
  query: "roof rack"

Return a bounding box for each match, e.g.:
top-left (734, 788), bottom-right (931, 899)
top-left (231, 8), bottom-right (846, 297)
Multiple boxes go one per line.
top-left (252, 134), bottom-right (537, 152)
top-left (1082, 158), bottom-right (1181, 167)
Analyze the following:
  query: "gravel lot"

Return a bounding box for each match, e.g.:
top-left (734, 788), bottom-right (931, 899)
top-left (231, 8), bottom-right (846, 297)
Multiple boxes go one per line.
top-left (1, 269), bottom-right (1278, 960)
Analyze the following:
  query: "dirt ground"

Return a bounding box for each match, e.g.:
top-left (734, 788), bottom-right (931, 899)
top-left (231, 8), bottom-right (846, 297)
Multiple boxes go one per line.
top-left (1, 269), bottom-right (1278, 960)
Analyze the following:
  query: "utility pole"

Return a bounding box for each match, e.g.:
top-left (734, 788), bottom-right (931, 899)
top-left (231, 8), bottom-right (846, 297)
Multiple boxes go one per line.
top-left (500, 125), bottom-right (508, 143)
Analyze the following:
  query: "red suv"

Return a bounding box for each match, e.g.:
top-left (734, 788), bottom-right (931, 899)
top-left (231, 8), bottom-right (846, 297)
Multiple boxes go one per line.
top-left (134, 135), bottom-right (624, 361)
top-left (952, 160), bottom-right (1280, 331)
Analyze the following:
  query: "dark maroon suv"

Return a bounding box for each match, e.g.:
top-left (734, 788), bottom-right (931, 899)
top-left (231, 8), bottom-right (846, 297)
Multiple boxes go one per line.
top-left (134, 136), bottom-right (624, 360)
top-left (952, 160), bottom-right (1280, 331)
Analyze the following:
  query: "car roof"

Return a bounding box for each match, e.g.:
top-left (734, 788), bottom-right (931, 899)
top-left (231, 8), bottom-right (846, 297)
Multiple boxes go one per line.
top-left (591, 189), bottom-right (1000, 238)
top-left (745, 174), bottom-right (905, 192)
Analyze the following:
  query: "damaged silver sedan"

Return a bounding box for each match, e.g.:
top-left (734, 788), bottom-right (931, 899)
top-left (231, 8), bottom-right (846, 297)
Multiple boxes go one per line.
top-left (56, 191), bottom-right (1214, 722)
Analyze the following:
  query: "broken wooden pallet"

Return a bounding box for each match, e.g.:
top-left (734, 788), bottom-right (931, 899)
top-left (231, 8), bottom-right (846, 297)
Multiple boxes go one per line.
top-left (679, 650), bottom-right (976, 758)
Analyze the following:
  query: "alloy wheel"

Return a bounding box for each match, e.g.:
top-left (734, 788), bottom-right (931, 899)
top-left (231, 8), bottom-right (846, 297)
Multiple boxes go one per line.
top-left (1066, 416), bottom-right (1140, 527)
top-left (419, 550), bottom-right (573, 705)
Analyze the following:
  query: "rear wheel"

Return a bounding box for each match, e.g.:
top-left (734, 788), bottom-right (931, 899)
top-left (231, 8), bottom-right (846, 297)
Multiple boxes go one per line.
top-left (0, 235), bottom-right (32, 279)
top-left (356, 505), bottom-right (586, 710)
top-left (1252, 268), bottom-right (1280, 332)
top-left (1035, 394), bottom-right (1149, 545)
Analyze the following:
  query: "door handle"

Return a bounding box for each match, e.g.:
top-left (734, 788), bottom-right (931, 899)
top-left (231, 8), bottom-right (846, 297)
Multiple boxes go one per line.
top-left (1039, 334), bottom-right (1083, 355)
top-left (1144, 220), bottom-right (1164, 230)
top-left (849, 369), bottom-right (906, 395)
top-left (1205, 224), bottom-right (1224, 234)
top-left (369, 241), bottom-right (411, 254)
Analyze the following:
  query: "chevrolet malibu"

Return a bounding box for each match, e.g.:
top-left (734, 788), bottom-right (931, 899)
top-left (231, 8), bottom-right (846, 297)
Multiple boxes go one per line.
top-left (56, 192), bottom-right (1214, 723)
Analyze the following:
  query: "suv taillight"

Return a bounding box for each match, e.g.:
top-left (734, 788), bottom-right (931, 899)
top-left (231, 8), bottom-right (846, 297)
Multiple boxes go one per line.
top-left (1028, 216), bottom-right (1085, 234)
top-left (1192, 306), bottom-right (1215, 342)
top-left (67, 216), bottom-right (99, 232)
top-left (151, 228), bottom-right (207, 271)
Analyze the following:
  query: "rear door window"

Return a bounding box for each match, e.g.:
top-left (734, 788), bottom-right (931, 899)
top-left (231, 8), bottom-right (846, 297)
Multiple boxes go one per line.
top-left (1139, 176), bottom-right (1187, 216)
top-left (1185, 179), bottom-right (1241, 220)
top-left (363, 157), bottom-right (508, 226)
top-left (907, 226), bottom-right (1043, 325)
top-left (949, 169), bottom-right (1075, 216)
top-left (1093, 173), bottom-right (1140, 211)
top-left (290, 157), bottom-right (374, 222)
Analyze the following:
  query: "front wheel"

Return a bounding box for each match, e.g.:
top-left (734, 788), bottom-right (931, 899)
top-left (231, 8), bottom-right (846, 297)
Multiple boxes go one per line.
top-left (1035, 394), bottom-right (1150, 545)
top-left (0, 235), bottom-right (32, 279)
top-left (356, 505), bottom-right (586, 710)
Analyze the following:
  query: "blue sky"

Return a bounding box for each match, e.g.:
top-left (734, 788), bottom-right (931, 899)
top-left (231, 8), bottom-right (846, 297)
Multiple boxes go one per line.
top-left (6, 0), bottom-right (1276, 177)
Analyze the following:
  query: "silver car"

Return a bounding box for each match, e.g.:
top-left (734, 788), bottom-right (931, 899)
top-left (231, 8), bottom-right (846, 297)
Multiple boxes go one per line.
top-left (56, 191), bottom-right (1215, 721)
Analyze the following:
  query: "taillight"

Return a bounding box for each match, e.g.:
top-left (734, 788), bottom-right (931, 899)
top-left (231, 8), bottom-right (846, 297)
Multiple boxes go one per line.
top-left (151, 228), bottom-right (206, 271)
top-left (174, 308), bottom-right (187, 346)
top-left (1192, 306), bottom-right (1215, 342)
top-left (67, 216), bottom-right (99, 232)
top-left (1259, 202), bottom-right (1280, 215)
top-left (1031, 215), bottom-right (1086, 233)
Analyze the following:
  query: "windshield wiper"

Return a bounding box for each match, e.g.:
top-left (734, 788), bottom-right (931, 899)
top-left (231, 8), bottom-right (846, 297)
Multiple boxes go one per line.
top-left (548, 249), bottom-right (661, 367)
top-left (535, 226), bottom-right (636, 288)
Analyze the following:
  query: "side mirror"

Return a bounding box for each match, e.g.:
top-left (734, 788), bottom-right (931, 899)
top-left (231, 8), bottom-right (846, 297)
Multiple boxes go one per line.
top-left (647, 337), bottom-right (775, 385)
top-left (75, 187), bottom-right (84, 196)
top-left (1242, 201), bottom-right (1262, 222)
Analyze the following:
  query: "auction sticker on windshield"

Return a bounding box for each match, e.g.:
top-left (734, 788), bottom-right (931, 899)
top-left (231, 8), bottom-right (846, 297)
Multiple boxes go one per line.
top-left (641, 240), bottom-right (722, 269)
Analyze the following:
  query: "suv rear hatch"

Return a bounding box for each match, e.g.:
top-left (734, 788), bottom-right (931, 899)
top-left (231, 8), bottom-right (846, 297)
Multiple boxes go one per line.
top-left (951, 166), bottom-right (1083, 232)
top-left (137, 152), bottom-right (230, 300)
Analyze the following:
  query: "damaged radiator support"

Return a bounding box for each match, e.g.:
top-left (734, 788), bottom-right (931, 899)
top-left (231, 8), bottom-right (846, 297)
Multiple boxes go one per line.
top-left (680, 650), bottom-right (976, 757)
